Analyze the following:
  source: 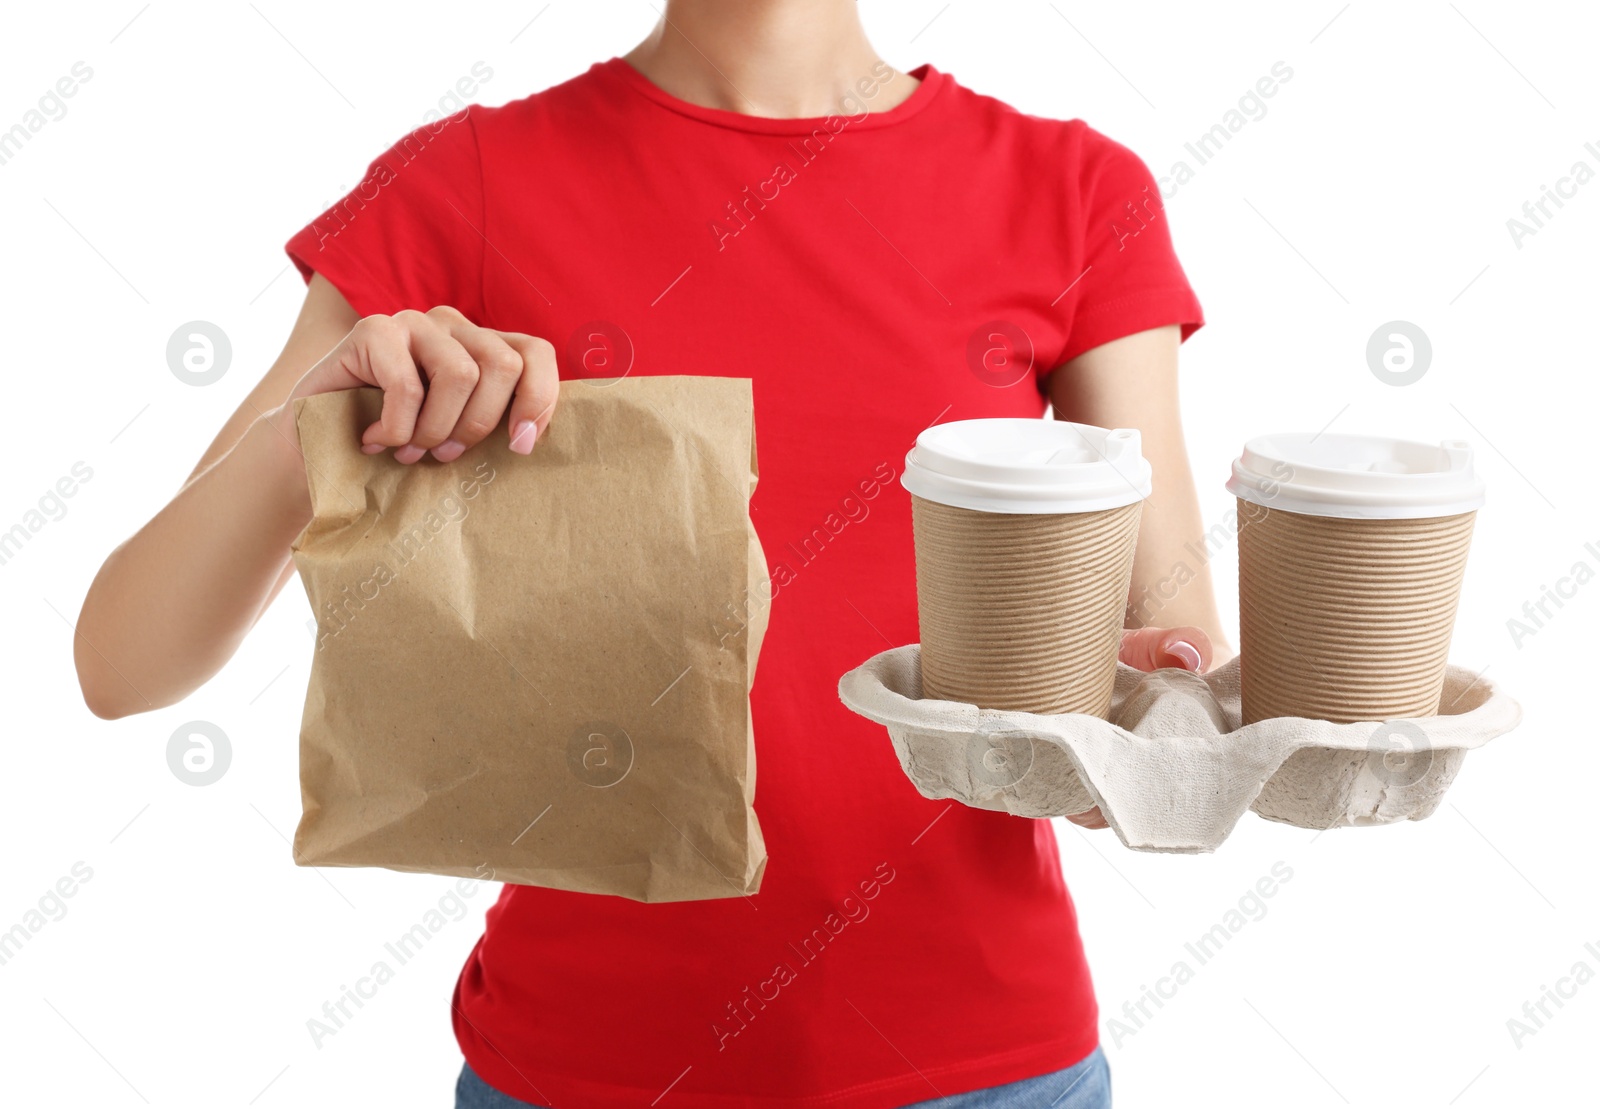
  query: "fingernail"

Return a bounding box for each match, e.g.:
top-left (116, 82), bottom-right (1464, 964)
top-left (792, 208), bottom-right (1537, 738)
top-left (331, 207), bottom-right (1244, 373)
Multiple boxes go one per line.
top-left (394, 444), bottom-right (427, 465)
top-left (360, 443), bottom-right (386, 455)
top-left (509, 420), bottom-right (538, 455)
top-left (1166, 640), bottom-right (1203, 672)
top-left (432, 439), bottom-right (466, 462)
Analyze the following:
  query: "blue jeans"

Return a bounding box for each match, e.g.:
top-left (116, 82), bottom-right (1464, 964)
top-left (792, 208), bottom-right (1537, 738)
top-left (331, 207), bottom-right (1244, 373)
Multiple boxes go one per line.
top-left (456, 1047), bottom-right (1111, 1108)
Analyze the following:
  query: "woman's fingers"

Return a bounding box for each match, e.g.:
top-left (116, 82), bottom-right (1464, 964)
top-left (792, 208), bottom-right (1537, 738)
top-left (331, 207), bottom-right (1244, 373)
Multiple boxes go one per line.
top-left (395, 309), bottom-right (480, 462)
top-left (432, 317), bottom-right (526, 462)
top-left (347, 311), bottom-right (473, 457)
top-left (325, 309), bottom-right (558, 463)
top-left (1118, 626), bottom-right (1214, 673)
top-left (347, 316), bottom-right (427, 453)
top-left (497, 332), bottom-right (560, 455)
top-left (1066, 806), bottom-right (1109, 830)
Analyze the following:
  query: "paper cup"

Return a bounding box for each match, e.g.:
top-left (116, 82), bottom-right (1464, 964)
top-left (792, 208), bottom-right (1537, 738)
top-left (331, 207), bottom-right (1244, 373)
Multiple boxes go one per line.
top-left (902, 419), bottom-right (1150, 717)
top-left (1228, 434), bottom-right (1484, 724)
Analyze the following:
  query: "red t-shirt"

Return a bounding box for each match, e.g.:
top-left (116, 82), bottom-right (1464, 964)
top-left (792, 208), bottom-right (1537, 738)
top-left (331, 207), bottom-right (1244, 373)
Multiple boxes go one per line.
top-left (287, 58), bottom-right (1201, 1109)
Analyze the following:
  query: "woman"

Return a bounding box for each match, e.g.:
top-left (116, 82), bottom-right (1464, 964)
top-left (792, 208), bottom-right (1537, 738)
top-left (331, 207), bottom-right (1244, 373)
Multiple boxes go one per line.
top-left (76, 2), bottom-right (1228, 1106)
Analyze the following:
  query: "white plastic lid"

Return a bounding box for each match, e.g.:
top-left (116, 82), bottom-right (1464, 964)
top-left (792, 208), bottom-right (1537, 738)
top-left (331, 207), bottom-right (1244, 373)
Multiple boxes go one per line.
top-left (900, 418), bottom-right (1152, 514)
top-left (1226, 432), bottom-right (1486, 519)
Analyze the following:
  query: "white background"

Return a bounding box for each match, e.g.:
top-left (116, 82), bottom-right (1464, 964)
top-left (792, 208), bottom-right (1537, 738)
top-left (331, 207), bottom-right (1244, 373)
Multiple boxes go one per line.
top-left (1, 2), bottom-right (1594, 1106)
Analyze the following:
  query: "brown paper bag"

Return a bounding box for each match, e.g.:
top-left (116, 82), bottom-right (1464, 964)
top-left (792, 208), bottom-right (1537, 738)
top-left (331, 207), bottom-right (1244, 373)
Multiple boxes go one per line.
top-left (289, 376), bottom-right (768, 903)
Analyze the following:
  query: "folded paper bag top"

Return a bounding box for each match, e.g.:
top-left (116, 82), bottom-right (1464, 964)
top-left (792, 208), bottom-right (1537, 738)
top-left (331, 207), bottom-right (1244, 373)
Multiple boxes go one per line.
top-left (289, 376), bottom-right (769, 903)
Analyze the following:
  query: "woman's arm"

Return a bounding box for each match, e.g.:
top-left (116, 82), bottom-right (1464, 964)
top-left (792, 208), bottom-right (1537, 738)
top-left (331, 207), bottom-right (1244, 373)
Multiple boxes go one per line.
top-left (1048, 324), bottom-right (1234, 662)
top-left (75, 276), bottom-right (355, 718)
top-left (75, 275), bottom-right (560, 719)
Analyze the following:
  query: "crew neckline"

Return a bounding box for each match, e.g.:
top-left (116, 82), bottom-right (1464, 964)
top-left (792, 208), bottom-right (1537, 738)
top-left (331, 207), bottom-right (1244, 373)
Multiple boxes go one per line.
top-left (600, 57), bottom-right (948, 135)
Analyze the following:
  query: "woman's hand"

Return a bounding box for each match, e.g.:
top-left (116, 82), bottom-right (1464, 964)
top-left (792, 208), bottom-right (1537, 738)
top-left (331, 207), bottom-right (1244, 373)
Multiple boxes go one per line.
top-left (1115, 625), bottom-right (1214, 675)
top-left (74, 281), bottom-right (566, 719)
top-left (281, 305), bottom-right (560, 463)
top-left (1063, 626), bottom-right (1215, 830)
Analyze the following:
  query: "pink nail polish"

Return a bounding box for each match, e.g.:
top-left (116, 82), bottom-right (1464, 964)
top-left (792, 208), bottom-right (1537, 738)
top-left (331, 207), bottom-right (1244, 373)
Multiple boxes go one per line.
top-left (361, 443), bottom-right (386, 455)
top-left (510, 420), bottom-right (538, 455)
top-left (1167, 640), bottom-right (1203, 672)
top-left (394, 444), bottom-right (426, 464)
top-left (432, 439), bottom-right (466, 462)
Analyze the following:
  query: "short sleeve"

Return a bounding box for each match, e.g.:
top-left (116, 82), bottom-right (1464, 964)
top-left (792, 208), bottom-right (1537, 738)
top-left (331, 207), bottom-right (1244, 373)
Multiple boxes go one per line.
top-left (1054, 124), bottom-right (1203, 367)
top-left (285, 109), bottom-right (486, 320)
